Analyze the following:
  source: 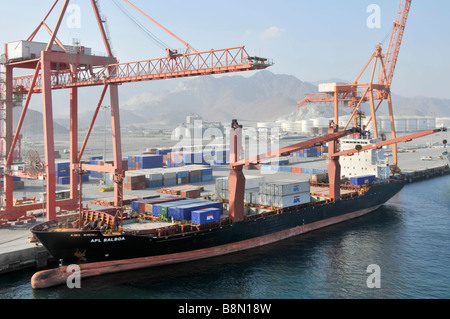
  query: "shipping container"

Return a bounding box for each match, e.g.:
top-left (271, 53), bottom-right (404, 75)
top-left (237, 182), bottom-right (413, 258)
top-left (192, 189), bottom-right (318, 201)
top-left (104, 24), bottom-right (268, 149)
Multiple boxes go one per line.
top-left (191, 208), bottom-right (222, 225)
top-left (55, 161), bottom-right (70, 171)
top-left (273, 180), bottom-right (310, 196)
top-left (143, 197), bottom-right (183, 215)
top-left (350, 175), bottom-right (376, 186)
top-left (152, 199), bottom-right (202, 219)
top-left (271, 192), bottom-right (311, 208)
top-left (168, 201), bottom-right (223, 221)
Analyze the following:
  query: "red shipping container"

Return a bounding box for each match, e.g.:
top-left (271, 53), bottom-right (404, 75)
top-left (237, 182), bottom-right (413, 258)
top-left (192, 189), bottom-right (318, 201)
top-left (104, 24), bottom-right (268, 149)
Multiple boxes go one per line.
top-left (189, 170), bottom-right (202, 177)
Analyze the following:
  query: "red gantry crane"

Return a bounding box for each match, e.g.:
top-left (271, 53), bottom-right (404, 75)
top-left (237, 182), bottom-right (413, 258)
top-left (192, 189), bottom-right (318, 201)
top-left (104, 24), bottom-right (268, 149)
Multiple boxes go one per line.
top-left (297, 0), bottom-right (412, 173)
top-left (0, 0), bottom-right (272, 222)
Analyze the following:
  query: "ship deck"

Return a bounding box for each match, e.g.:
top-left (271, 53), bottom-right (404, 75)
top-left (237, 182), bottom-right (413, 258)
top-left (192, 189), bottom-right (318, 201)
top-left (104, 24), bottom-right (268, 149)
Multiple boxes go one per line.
top-left (310, 186), bottom-right (358, 199)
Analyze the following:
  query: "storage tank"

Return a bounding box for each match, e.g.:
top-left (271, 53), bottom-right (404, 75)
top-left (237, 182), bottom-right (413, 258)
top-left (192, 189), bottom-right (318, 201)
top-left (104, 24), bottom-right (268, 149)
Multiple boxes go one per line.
top-left (301, 120), bottom-right (313, 134)
top-left (281, 121), bottom-right (297, 133)
top-left (312, 117), bottom-right (329, 128)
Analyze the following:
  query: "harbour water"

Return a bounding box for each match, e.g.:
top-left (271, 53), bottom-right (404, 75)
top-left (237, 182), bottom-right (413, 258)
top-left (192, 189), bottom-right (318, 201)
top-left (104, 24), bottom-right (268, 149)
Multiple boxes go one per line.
top-left (0, 175), bottom-right (449, 299)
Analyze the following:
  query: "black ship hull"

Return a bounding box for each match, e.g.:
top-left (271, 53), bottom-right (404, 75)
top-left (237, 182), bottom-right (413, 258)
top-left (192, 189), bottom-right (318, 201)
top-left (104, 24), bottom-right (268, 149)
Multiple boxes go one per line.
top-left (31, 180), bottom-right (405, 266)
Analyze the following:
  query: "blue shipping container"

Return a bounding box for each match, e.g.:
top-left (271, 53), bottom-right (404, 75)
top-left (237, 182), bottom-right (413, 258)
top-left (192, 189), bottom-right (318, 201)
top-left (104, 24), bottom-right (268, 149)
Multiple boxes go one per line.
top-left (56, 169), bottom-right (70, 177)
top-left (202, 174), bottom-right (212, 182)
top-left (56, 162), bottom-right (70, 171)
top-left (176, 171), bottom-right (189, 178)
top-left (152, 200), bottom-right (198, 217)
top-left (58, 176), bottom-right (70, 184)
top-left (191, 208), bottom-right (222, 225)
top-left (350, 175), bottom-right (376, 186)
top-left (201, 168), bottom-right (213, 175)
top-left (190, 176), bottom-right (202, 183)
top-left (168, 201), bottom-right (223, 221)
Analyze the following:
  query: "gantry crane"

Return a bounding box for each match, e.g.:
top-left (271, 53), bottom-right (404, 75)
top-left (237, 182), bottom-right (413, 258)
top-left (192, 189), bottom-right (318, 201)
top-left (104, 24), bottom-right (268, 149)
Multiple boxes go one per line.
top-left (0, 0), bottom-right (272, 221)
top-left (297, 0), bottom-right (412, 173)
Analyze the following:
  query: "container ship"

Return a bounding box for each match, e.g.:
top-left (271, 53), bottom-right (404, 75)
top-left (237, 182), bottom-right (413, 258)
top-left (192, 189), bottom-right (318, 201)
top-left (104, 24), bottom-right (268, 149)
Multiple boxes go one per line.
top-left (30, 121), bottom-right (444, 288)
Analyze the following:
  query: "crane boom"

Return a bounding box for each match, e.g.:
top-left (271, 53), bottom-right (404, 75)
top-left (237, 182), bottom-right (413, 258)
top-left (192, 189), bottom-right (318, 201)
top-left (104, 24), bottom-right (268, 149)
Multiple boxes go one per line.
top-left (382, 0), bottom-right (412, 87)
top-left (333, 128), bottom-right (446, 157)
top-left (9, 47), bottom-right (271, 94)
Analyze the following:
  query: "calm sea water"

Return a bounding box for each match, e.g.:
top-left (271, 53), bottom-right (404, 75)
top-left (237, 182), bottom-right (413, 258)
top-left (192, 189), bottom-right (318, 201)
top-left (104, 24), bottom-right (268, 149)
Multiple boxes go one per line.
top-left (0, 175), bottom-right (449, 300)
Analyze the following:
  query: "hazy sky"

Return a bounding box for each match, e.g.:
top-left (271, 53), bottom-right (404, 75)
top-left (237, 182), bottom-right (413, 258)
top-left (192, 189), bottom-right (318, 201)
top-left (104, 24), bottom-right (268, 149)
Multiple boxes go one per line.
top-left (1, 0), bottom-right (449, 100)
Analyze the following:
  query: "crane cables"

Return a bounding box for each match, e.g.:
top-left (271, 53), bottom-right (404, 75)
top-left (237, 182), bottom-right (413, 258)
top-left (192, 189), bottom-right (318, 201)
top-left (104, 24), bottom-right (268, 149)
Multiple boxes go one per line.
top-left (111, 0), bottom-right (172, 52)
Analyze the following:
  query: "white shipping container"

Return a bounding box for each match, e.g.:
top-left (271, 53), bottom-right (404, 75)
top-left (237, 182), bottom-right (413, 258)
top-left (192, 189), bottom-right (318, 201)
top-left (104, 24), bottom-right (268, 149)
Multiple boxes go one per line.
top-left (162, 172), bottom-right (177, 179)
top-left (272, 192), bottom-right (311, 208)
top-left (274, 181), bottom-right (310, 196)
top-left (244, 188), bottom-right (259, 204)
top-left (216, 175), bottom-right (265, 191)
top-left (145, 173), bottom-right (162, 181)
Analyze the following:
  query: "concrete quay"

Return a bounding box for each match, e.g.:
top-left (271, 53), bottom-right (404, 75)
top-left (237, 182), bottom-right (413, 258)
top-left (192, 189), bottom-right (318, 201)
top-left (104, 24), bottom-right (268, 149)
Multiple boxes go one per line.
top-left (0, 218), bottom-right (54, 275)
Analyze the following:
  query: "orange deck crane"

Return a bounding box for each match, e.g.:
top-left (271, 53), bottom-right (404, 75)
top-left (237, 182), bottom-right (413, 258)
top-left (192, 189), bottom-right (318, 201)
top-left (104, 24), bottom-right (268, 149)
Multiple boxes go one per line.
top-left (227, 120), bottom-right (446, 223)
top-left (0, 0), bottom-right (272, 221)
top-left (297, 0), bottom-right (412, 172)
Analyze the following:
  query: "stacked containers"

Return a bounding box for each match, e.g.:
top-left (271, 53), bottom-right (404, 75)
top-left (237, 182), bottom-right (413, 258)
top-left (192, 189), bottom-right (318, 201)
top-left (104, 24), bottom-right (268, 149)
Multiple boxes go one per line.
top-left (128, 155), bottom-right (163, 170)
top-left (131, 196), bottom-right (169, 214)
top-left (56, 161), bottom-right (89, 185)
top-left (124, 171), bottom-right (146, 190)
top-left (189, 168), bottom-right (202, 183)
top-left (176, 169), bottom-right (190, 185)
top-left (145, 170), bottom-right (163, 188)
top-left (89, 156), bottom-right (103, 178)
top-left (257, 179), bottom-right (310, 208)
top-left (201, 167), bottom-right (213, 182)
top-left (152, 199), bottom-right (202, 220)
top-left (143, 197), bottom-right (184, 215)
top-left (162, 170), bottom-right (177, 187)
top-left (56, 161), bottom-right (70, 184)
top-left (215, 175), bottom-right (265, 203)
top-left (168, 200), bottom-right (223, 222)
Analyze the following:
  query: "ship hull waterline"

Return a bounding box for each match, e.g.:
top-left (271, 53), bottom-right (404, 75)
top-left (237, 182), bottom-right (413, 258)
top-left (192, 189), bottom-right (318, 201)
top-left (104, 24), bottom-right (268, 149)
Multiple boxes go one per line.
top-left (31, 180), bottom-right (405, 289)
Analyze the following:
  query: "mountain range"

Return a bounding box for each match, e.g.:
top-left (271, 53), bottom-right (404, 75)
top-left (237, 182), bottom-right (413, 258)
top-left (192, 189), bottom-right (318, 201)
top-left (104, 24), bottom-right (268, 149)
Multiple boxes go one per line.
top-left (13, 70), bottom-right (450, 135)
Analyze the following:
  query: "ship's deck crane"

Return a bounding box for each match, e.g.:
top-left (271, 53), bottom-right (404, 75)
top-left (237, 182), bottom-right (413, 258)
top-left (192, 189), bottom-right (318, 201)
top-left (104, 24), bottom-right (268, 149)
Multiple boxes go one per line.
top-left (0, 0), bottom-right (273, 221)
top-left (227, 120), bottom-right (446, 223)
top-left (297, 0), bottom-right (412, 173)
